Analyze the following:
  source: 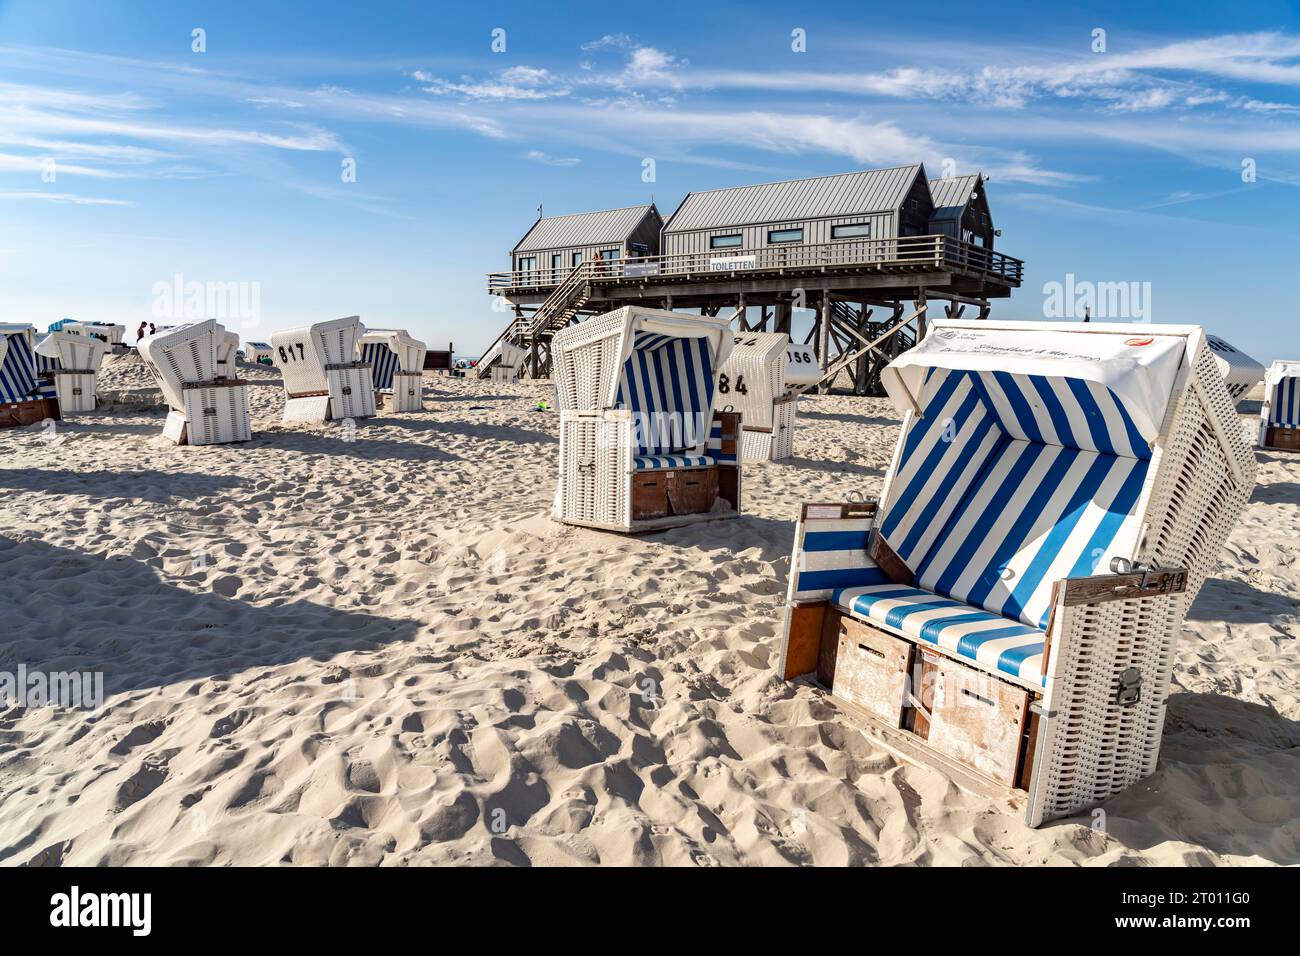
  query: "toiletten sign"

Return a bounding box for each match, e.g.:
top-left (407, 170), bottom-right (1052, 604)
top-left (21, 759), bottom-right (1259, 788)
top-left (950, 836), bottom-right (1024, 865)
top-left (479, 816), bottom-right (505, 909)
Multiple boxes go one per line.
top-left (709, 255), bottom-right (756, 272)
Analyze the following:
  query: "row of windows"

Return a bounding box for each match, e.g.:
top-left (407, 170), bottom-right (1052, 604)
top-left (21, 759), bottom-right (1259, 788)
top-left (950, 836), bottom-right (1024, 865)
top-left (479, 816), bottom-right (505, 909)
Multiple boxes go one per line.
top-left (708, 222), bottom-right (871, 250)
top-left (517, 249), bottom-right (622, 270)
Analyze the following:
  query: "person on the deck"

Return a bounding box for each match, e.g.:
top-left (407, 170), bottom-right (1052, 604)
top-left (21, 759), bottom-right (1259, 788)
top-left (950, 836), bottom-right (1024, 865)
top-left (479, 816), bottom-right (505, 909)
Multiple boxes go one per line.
top-left (136, 321), bottom-right (147, 343)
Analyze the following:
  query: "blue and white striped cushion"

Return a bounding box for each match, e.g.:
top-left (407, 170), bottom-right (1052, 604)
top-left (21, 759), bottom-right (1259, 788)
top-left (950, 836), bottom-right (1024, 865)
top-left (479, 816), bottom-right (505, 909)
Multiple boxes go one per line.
top-left (1269, 377), bottom-right (1300, 428)
top-left (360, 342), bottom-right (400, 390)
top-left (791, 521), bottom-right (890, 599)
top-left (833, 584), bottom-right (1046, 686)
top-left (633, 454), bottom-right (711, 470)
top-left (0, 331), bottom-right (37, 403)
top-left (615, 332), bottom-right (715, 455)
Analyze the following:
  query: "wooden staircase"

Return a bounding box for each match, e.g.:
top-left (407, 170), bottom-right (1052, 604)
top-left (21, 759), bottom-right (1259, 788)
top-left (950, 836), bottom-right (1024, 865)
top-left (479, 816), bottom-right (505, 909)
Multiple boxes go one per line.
top-left (476, 263), bottom-right (592, 378)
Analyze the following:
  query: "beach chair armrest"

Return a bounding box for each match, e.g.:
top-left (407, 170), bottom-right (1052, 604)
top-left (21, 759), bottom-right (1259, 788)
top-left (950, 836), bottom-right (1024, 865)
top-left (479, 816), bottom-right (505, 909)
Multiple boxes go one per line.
top-left (1057, 567), bottom-right (1189, 606)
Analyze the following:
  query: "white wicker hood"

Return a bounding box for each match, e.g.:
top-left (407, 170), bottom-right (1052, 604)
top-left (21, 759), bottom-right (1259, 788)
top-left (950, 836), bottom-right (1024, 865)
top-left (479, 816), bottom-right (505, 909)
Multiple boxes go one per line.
top-left (882, 320), bottom-right (1192, 444)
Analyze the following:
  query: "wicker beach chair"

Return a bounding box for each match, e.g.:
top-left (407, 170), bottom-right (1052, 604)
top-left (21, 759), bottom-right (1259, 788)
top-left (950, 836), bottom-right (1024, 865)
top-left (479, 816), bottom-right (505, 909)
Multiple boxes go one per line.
top-left (1206, 335), bottom-right (1264, 407)
top-left (777, 320), bottom-right (1256, 826)
top-left (716, 331), bottom-right (806, 461)
top-left (0, 324), bottom-right (59, 427)
top-left (1259, 360), bottom-right (1300, 452)
top-left (476, 339), bottom-right (526, 383)
top-left (271, 316), bottom-right (375, 423)
top-left (34, 331), bottom-right (109, 414)
top-left (139, 320), bottom-right (252, 445)
top-left (359, 329), bottom-right (426, 412)
top-left (551, 306), bottom-right (742, 532)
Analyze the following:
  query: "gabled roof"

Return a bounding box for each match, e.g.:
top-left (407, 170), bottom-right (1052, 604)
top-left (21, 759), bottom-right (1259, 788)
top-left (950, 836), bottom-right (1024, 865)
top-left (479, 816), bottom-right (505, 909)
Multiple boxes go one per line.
top-left (513, 204), bottom-right (658, 253)
top-left (928, 174), bottom-right (982, 221)
top-left (663, 164), bottom-right (925, 234)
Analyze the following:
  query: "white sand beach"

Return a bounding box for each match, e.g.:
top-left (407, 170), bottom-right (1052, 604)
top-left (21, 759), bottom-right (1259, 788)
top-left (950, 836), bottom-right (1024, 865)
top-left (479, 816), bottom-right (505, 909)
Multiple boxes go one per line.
top-left (0, 356), bottom-right (1296, 866)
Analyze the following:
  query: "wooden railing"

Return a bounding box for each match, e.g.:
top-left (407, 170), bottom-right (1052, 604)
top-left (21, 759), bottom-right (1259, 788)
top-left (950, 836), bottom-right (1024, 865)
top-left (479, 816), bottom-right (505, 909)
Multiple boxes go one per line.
top-left (487, 235), bottom-right (1022, 293)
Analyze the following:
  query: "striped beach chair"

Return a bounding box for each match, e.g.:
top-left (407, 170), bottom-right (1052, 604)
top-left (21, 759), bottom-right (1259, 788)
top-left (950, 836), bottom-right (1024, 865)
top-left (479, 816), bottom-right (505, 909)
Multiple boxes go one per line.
top-left (34, 331), bottom-right (109, 414)
top-left (778, 320), bottom-right (1256, 826)
top-left (359, 329), bottom-right (426, 412)
top-left (139, 320), bottom-right (252, 445)
top-left (551, 305), bottom-right (741, 532)
top-left (1259, 360), bottom-right (1300, 451)
top-left (0, 324), bottom-right (59, 427)
top-left (272, 316), bottom-right (375, 424)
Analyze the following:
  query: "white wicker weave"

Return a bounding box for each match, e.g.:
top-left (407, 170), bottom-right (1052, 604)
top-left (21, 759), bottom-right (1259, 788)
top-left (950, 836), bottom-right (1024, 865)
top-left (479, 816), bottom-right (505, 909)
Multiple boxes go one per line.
top-left (138, 320), bottom-right (252, 445)
top-left (777, 320), bottom-right (1256, 827)
top-left (35, 331), bottom-right (110, 413)
top-left (272, 316), bottom-right (375, 423)
top-left (717, 331), bottom-right (800, 461)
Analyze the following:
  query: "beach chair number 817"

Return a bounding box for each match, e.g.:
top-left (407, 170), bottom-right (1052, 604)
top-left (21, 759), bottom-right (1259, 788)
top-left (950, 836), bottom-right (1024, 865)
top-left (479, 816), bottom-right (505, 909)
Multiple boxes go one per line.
top-left (278, 343), bottom-right (307, 363)
top-left (718, 374), bottom-right (747, 395)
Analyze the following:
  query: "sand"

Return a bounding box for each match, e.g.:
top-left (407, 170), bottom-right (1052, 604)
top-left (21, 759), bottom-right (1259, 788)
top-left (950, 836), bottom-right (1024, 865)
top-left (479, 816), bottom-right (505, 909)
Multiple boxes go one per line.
top-left (0, 358), bottom-right (1296, 866)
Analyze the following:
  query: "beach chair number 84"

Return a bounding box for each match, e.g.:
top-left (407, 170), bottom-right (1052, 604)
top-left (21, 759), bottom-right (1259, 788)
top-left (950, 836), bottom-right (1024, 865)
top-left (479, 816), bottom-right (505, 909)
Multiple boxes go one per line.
top-left (718, 374), bottom-right (747, 395)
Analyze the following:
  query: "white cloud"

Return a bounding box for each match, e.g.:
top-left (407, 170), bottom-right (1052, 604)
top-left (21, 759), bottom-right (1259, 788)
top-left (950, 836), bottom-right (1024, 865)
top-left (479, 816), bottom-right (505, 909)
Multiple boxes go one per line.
top-left (525, 149), bottom-right (580, 167)
top-left (412, 65), bottom-right (570, 101)
top-left (0, 191), bottom-right (131, 205)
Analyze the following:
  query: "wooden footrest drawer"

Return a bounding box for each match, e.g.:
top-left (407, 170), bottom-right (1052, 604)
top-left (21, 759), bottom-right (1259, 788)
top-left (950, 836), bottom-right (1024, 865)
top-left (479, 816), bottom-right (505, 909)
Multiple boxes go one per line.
top-left (830, 614), bottom-right (912, 727)
top-left (1265, 426), bottom-right (1300, 450)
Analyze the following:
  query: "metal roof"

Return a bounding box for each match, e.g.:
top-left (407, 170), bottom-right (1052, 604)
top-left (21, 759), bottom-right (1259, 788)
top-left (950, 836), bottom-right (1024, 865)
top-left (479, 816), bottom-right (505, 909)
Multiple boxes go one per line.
top-left (663, 164), bottom-right (924, 234)
top-left (513, 204), bottom-right (657, 253)
top-left (928, 174), bottom-right (981, 221)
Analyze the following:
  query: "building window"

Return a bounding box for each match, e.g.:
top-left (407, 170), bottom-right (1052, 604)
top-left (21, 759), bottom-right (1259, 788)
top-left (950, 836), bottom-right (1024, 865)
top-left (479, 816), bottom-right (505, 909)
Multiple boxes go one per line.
top-left (551, 254), bottom-right (562, 272)
top-left (571, 252), bottom-right (582, 267)
top-left (601, 248), bottom-right (621, 261)
top-left (518, 256), bottom-right (536, 271)
top-left (767, 228), bottom-right (803, 244)
top-left (710, 234), bottom-right (742, 249)
top-left (831, 223), bottom-right (871, 240)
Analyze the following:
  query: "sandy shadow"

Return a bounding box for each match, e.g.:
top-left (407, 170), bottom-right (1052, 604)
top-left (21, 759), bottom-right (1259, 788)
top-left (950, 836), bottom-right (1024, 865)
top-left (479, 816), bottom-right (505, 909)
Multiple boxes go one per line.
top-left (1251, 480), bottom-right (1300, 506)
top-left (256, 428), bottom-right (461, 462)
top-left (1054, 691), bottom-right (1300, 865)
top-left (0, 467), bottom-right (246, 503)
top-left (1187, 576), bottom-right (1300, 624)
top-left (797, 410), bottom-right (899, 428)
top-left (383, 417), bottom-right (557, 446)
top-left (779, 456), bottom-right (884, 478)
top-left (0, 537), bottom-right (422, 696)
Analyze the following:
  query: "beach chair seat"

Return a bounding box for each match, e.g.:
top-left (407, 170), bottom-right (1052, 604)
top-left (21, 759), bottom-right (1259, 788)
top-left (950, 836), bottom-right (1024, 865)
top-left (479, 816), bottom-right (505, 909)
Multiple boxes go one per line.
top-left (778, 321), bottom-right (1256, 826)
top-left (633, 453), bottom-right (712, 470)
top-left (552, 306), bottom-right (742, 532)
top-left (0, 324), bottom-right (61, 427)
top-left (832, 583), bottom-right (1046, 687)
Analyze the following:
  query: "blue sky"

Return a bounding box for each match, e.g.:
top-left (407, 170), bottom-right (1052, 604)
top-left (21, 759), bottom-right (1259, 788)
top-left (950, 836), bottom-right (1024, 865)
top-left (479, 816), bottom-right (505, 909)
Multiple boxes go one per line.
top-left (2, 0), bottom-right (1299, 359)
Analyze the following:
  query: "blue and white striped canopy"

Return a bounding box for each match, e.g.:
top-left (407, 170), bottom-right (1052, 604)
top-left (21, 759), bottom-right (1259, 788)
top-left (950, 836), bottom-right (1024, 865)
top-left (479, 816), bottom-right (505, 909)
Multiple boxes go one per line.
top-left (1267, 368), bottom-right (1300, 428)
top-left (360, 342), bottom-right (400, 390)
top-left (0, 327), bottom-right (38, 403)
top-left (615, 331), bottom-right (716, 455)
top-left (879, 363), bottom-right (1153, 631)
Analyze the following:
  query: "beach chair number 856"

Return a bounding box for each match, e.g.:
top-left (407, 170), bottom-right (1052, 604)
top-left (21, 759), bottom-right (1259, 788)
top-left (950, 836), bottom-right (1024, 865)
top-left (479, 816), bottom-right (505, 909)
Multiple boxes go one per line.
top-left (718, 374), bottom-right (747, 395)
top-left (278, 343), bottom-right (307, 363)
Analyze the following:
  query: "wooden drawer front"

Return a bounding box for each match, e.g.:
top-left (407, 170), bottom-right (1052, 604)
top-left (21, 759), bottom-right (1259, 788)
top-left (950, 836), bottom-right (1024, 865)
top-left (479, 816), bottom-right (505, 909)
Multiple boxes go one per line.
top-left (831, 615), bottom-right (912, 727)
top-left (631, 472), bottom-right (670, 520)
top-left (922, 653), bottom-right (1029, 787)
top-left (666, 467), bottom-right (718, 516)
top-left (1267, 426), bottom-right (1300, 450)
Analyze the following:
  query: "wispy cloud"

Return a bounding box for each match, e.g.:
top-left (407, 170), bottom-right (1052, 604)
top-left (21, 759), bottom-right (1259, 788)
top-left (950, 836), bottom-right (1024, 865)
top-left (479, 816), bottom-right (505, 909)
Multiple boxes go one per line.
top-left (411, 65), bottom-right (571, 101)
top-left (0, 190), bottom-right (131, 205)
top-left (526, 149), bottom-right (580, 167)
